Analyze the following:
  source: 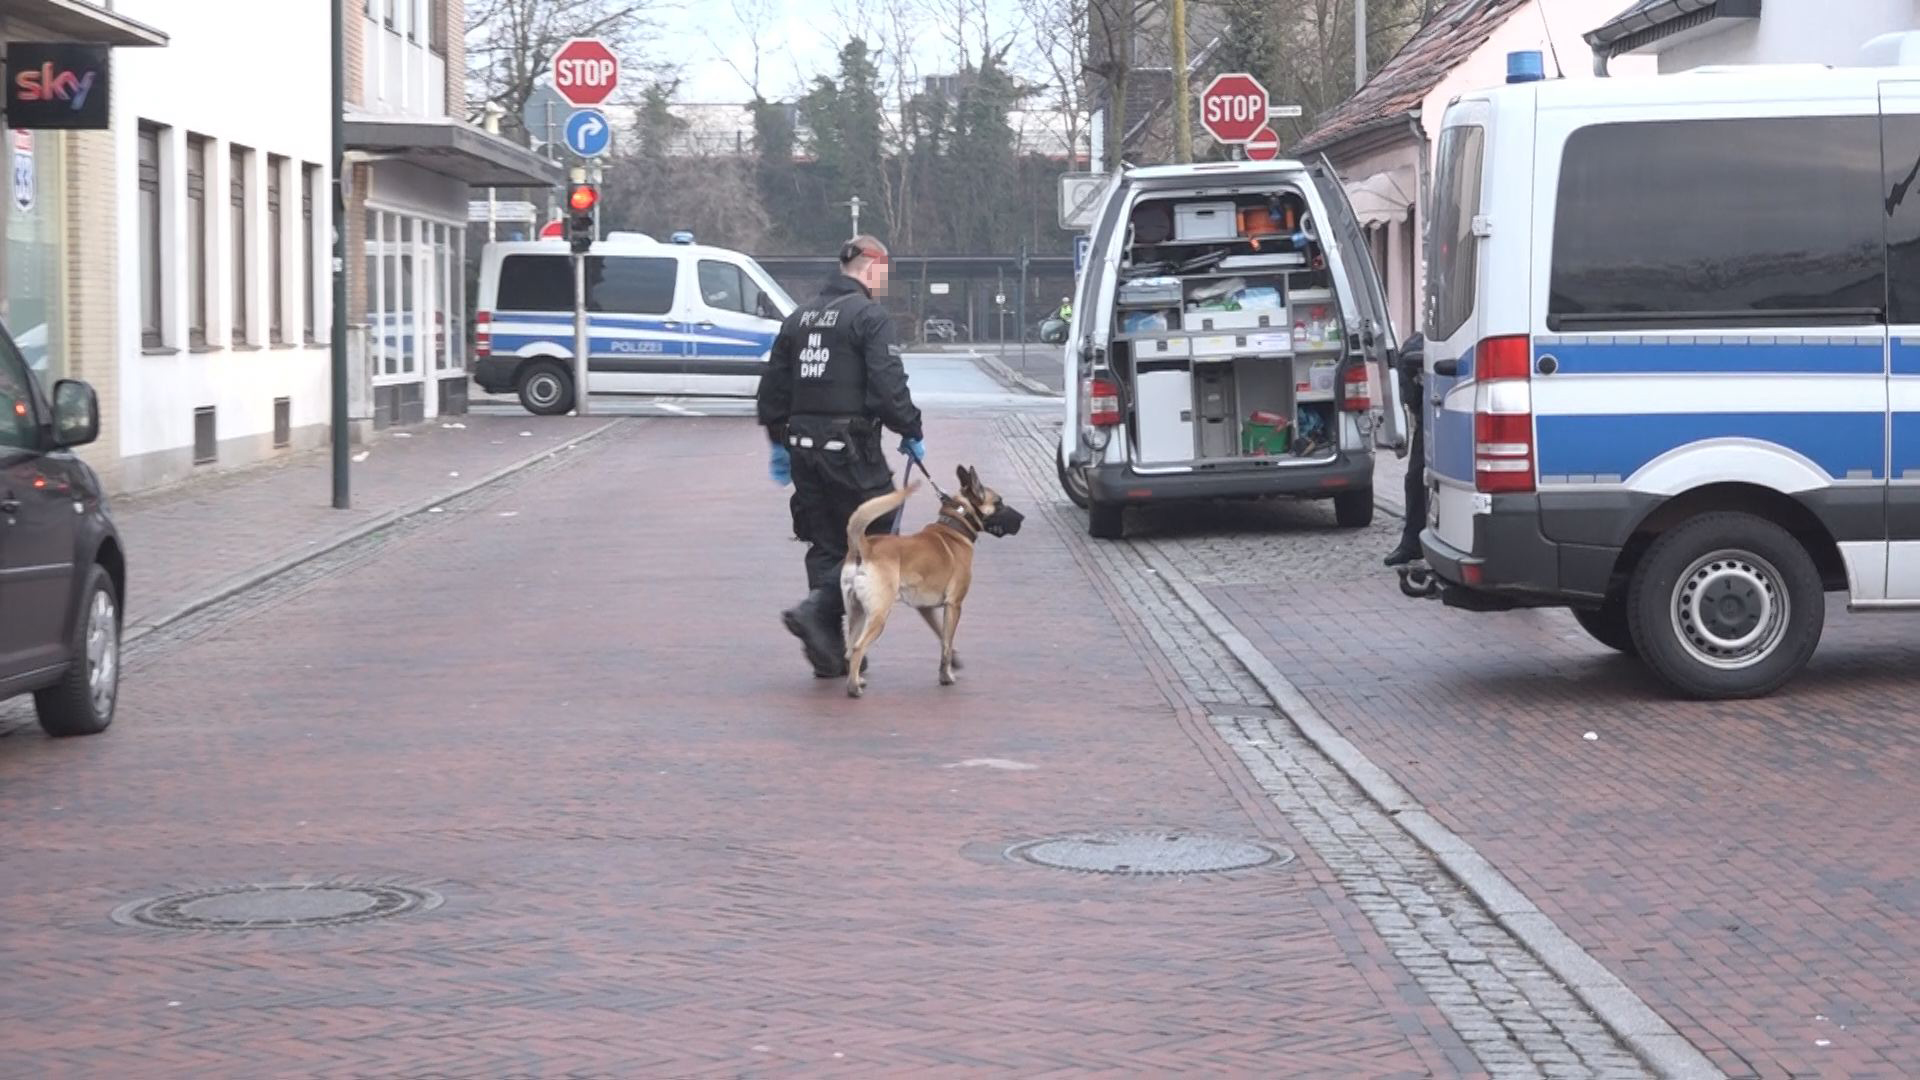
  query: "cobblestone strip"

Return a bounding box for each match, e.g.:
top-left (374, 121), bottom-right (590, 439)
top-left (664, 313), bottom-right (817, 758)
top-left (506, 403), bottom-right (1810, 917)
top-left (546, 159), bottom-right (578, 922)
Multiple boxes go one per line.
top-left (995, 413), bottom-right (1696, 1080)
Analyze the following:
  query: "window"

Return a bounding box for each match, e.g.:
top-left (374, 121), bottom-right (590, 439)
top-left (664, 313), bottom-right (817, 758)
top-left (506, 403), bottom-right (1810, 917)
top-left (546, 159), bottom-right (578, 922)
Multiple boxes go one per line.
top-left (0, 329), bottom-right (37, 452)
top-left (138, 123), bottom-right (163, 348)
top-left (187, 136), bottom-right (209, 347)
top-left (1425, 124), bottom-right (1483, 342)
top-left (1884, 115), bottom-right (1920, 325)
top-left (497, 254), bottom-right (678, 315)
top-left (268, 156), bottom-right (285, 345)
top-left (231, 146), bottom-right (249, 345)
top-left (365, 210), bottom-right (385, 371)
top-left (302, 165), bottom-right (317, 341)
top-left (698, 259), bottom-right (772, 318)
top-left (396, 218), bottom-right (415, 374)
top-left (1550, 116), bottom-right (1884, 330)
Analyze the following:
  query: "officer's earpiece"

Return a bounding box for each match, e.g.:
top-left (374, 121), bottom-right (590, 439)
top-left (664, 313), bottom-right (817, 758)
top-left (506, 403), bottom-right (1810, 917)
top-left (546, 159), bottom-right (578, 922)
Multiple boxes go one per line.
top-left (840, 242), bottom-right (862, 265)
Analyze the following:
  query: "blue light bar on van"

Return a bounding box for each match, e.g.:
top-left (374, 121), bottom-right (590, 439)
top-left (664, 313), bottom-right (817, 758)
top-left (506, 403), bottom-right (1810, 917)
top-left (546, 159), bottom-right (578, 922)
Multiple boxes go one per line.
top-left (1507, 50), bottom-right (1545, 83)
top-left (671, 230), bottom-right (695, 244)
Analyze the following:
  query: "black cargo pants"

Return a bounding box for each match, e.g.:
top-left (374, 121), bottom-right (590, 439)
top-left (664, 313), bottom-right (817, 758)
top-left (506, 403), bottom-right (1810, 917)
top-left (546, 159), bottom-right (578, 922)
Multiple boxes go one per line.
top-left (1398, 367), bottom-right (1428, 547)
top-left (785, 418), bottom-right (901, 612)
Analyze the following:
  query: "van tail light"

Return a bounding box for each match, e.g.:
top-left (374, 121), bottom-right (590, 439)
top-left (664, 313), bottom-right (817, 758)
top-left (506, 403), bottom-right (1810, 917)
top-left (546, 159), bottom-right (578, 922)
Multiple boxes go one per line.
top-left (1340, 363), bottom-right (1371, 412)
top-left (474, 311), bottom-right (492, 359)
top-left (1473, 335), bottom-right (1534, 494)
top-left (1089, 376), bottom-right (1122, 427)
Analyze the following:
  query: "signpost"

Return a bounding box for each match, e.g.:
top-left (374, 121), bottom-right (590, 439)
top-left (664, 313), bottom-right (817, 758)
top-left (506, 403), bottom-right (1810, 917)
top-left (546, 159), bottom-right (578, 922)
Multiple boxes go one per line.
top-left (1057, 172), bottom-right (1106, 231)
top-left (564, 108), bottom-right (612, 158)
top-left (552, 38), bottom-right (620, 106)
top-left (1199, 73), bottom-right (1269, 146)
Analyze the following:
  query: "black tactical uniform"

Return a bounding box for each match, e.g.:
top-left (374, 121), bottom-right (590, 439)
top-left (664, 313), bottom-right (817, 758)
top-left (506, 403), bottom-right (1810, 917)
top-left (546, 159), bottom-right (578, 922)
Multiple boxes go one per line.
top-left (1385, 333), bottom-right (1428, 566)
top-left (757, 273), bottom-right (923, 676)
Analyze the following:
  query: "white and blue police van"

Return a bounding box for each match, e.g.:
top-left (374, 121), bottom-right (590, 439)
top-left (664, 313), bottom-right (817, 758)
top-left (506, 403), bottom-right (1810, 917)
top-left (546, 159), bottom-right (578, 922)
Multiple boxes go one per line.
top-left (1418, 41), bottom-right (1920, 699)
top-left (472, 233), bottom-right (795, 413)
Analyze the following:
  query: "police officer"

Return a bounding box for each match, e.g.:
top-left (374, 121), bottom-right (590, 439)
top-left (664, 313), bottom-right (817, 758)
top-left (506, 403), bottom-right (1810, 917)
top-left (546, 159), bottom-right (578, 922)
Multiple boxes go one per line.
top-left (1384, 332), bottom-right (1428, 566)
top-left (757, 235), bottom-right (925, 678)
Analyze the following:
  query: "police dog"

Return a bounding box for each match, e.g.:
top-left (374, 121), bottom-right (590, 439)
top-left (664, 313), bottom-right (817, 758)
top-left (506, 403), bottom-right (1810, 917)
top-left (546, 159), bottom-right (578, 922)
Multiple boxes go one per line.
top-left (839, 466), bottom-right (1024, 698)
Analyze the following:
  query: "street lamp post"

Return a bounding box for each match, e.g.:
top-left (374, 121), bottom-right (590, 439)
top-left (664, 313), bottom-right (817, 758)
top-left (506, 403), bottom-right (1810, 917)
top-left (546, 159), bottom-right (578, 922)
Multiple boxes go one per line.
top-left (330, 0), bottom-right (349, 509)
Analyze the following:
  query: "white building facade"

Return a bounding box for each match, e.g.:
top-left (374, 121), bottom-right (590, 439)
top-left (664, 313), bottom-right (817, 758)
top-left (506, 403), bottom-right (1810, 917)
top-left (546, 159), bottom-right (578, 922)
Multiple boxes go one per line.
top-left (1587, 0), bottom-right (1920, 73)
top-left (111, 0), bottom-right (334, 490)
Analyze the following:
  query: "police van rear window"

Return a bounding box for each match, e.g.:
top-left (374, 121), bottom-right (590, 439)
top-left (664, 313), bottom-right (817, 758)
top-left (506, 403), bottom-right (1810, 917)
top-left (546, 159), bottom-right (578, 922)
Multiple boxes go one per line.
top-left (497, 254), bottom-right (678, 315)
top-left (1549, 116), bottom-right (1884, 330)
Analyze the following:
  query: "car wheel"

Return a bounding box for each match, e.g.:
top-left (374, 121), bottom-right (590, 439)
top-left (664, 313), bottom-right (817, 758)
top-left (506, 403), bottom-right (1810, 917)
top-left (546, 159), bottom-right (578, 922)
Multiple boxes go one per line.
top-left (1057, 447), bottom-right (1091, 510)
top-left (1088, 501), bottom-right (1125, 540)
top-left (34, 564), bottom-right (120, 738)
top-left (1571, 600), bottom-right (1634, 655)
top-left (517, 360), bottom-right (574, 416)
top-left (1626, 512), bottom-right (1823, 699)
top-left (1334, 489), bottom-right (1374, 528)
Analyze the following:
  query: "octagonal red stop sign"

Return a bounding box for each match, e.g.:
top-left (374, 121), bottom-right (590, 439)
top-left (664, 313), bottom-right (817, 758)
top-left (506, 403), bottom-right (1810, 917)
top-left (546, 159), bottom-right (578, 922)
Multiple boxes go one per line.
top-left (553, 38), bottom-right (620, 107)
top-left (1200, 73), bottom-right (1270, 144)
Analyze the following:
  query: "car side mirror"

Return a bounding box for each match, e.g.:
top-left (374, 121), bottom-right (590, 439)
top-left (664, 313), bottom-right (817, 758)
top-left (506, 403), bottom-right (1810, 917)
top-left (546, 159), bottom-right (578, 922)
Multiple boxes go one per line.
top-left (51, 379), bottom-right (99, 448)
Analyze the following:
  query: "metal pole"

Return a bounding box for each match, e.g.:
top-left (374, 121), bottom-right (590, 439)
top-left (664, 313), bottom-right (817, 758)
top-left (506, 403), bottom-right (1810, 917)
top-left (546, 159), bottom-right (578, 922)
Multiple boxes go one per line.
top-left (1017, 242), bottom-right (1028, 349)
top-left (849, 195), bottom-right (861, 238)
top-left (330, 0), bottom-right (350, 509)
top-left (572, 252), bottom-right (590, 416)
top-left (1170, 0), bottom-right (1193, 163)
top-left (1355, 0), bottom-right (1368, 88)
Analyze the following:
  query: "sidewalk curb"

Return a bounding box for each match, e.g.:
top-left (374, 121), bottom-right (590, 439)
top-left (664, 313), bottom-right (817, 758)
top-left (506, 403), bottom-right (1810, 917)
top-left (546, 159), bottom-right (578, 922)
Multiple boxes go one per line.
top-left (1138, 543), bottom-right (1722, 1080)
top-left (124, 419), bottom-right (625, 646)
top-left (964, 349), bottom-right (1057, 397)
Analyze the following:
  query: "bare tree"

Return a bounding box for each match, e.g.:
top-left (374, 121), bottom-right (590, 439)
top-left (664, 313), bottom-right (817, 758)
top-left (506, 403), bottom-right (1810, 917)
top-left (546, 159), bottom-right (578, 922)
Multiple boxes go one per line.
top-left (466, 0), bottom-right (666, 141)
top-left (1015, 0), bottom-right (1094, 167)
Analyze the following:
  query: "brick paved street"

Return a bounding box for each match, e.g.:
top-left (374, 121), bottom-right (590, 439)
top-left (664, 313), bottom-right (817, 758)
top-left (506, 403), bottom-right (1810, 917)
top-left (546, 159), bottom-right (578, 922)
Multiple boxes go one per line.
top-left (0, 402), bottom-right (1602, 1076)
top-left (1006, 418), bottom-right (1916, 1079)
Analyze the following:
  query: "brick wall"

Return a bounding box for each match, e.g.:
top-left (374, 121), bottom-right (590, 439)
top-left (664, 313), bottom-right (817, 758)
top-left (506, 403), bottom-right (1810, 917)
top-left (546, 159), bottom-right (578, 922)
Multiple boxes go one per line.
top-left (344, 0), bottom-right (366, 107)
top-left (63, 130), bottom-right (122, 488)
top-left (443, 0), bottom-right (466, 119)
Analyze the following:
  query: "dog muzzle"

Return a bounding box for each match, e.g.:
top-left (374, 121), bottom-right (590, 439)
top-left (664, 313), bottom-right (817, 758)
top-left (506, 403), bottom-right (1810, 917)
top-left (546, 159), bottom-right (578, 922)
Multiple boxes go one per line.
top-left (982, 506), bottom-right (1025, 538)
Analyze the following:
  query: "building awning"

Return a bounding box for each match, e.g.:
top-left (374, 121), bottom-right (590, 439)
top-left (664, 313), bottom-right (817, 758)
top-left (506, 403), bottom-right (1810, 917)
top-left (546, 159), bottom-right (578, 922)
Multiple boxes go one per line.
top-left (345, 115), bottom-right (565, 189)
top-left (1345, 169), bottom-right (1416, 226)
top-left (2, 0), bottom-right (168, 46)
top-left (1584, 0), bottom-right (1761, 61)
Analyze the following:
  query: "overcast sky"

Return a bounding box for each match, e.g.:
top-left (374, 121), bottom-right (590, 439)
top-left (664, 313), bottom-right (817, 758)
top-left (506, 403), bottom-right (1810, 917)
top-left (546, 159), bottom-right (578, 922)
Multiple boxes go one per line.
top-left (650, 0), bottom-right (1044, 103)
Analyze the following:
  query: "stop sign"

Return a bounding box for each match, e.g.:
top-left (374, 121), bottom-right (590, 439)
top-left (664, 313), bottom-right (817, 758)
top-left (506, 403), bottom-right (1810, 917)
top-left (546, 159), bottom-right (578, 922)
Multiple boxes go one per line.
top-left (1200, 73), bottom-right (1270, 144)
top-left (1244, 127), bottom-right (1280, 161)
top-left (553, 38), bottom-right (620, 107)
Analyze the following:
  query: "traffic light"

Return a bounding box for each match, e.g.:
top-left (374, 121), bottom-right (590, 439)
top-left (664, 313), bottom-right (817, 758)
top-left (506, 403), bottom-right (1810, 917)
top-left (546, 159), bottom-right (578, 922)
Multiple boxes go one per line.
top-left (566, 183), bottom-right (598, 255)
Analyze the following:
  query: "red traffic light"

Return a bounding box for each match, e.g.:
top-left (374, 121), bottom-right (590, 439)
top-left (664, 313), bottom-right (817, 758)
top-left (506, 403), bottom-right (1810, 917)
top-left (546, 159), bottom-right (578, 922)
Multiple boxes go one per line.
top-left (569, 185), bottom-right (598, 212)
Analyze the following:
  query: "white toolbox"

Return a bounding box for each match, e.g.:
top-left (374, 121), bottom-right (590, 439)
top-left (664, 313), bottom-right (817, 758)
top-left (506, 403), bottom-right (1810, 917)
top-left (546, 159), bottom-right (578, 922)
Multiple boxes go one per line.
top-left (1173, 201), bottom-right (1238, 241)
top-left (1191, 330), bottom-right (1292, 360)
top-left (1188, 308), bottom-right (1280, 332)
top-left (1134, 367), bottom-right (1195, 463)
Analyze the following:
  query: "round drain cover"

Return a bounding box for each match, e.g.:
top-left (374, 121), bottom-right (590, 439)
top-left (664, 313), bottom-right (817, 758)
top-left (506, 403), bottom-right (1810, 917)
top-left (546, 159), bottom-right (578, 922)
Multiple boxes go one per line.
top-left (113, 883), bottom-right (441, 931)
top-left (1008, 832), bottom-right (1291, 876)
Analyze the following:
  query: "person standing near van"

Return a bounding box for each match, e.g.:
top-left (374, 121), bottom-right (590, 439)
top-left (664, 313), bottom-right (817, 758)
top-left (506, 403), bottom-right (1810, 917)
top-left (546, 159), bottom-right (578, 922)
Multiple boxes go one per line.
top-left (1384, 333), bottom-right (1427, 566)
top-left (757, 235), bottom-right (926, 678)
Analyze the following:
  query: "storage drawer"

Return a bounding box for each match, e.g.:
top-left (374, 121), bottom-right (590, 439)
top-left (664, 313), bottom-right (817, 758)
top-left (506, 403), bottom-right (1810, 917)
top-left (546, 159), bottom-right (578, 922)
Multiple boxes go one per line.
top-left (1117, 277), bottom-right (1184, 307)
top-left (1134, 368), bottom-right (1195, 464)
top-left (1188, 308), bottom-right (1279, 332)
top-left (1194, 368), bottom-right (1239, 459)
top-left (1131, 334), bottom-right (1192, 359)
top-left (1173, 201), bottom-right (1238, 241)
top-left (1192, 330), bottom-right (1292, 359)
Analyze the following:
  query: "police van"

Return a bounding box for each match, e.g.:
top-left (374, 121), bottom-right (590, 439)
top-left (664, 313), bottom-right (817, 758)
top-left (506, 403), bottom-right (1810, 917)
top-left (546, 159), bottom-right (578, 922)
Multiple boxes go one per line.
top-left (472, 234), bottom-right (795, 413)
top-left (1417, 49), bottom-right (1920, 699)
top-left (1060, 160), bottom-right (1408, 539)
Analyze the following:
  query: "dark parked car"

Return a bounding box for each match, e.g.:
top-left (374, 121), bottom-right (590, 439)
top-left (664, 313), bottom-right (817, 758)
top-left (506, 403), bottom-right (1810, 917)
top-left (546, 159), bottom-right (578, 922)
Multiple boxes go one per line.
top-left (0, 322), bottom-right (123, 736)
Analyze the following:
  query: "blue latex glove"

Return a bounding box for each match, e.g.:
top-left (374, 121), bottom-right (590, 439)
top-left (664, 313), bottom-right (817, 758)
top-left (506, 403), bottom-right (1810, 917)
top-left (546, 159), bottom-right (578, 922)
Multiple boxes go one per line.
top-left (899, 436), bottom-right (926, 462)
top-left (769, 443), bottom-right (792, 487)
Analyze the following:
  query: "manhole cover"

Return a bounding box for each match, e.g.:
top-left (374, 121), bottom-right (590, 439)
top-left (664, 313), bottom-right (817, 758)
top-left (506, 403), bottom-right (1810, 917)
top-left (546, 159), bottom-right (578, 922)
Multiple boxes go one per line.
top-left (113, 883), bottom-right (441, 931)
top-left (1008, 831), bottom-right (1291, 875)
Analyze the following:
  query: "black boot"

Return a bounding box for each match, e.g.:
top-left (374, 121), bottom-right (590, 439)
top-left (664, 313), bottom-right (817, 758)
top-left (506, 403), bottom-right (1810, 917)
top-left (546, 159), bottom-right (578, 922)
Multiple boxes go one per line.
top-left (1383, 533), bottom-right (1422, 567)
top-left (782, 588), bottom-right (848, 678)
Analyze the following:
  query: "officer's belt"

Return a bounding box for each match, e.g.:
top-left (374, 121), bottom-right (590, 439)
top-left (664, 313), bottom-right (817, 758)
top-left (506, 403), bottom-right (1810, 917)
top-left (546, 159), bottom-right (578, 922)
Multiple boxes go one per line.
top-left (787, 434), bottom-right (849, 452)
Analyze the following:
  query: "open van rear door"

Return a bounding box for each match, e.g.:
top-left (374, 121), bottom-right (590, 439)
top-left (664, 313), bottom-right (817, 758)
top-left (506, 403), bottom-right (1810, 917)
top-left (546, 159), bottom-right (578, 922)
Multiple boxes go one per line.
top-left (1306, 156), bottom-right (1408, 453)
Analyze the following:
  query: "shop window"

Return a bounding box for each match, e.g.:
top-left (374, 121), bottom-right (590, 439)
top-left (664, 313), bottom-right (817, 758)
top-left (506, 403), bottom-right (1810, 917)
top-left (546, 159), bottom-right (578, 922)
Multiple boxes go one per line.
top-left (268, 155), bottom-right (285, 345)
top-left (138, 123), bottom-right (163, 348)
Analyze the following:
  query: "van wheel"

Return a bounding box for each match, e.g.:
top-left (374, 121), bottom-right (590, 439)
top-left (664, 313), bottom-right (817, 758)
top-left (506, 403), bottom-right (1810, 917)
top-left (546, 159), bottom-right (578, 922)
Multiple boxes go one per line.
top-left (1057, 447), bottom-right (1091, 509)
top-left (1571, 600), bottom-right (1634, 655)
top-left (34, 565), bottom-right (120, 738)
top-left (1334, 489), bottom-right (1374, 528)
top-left (518, 361), bottom-right (574, 416)
top-left (1626, 512), bottom-right (1823, 699)
top-left (1088, 501), bottom-right (1125, 540)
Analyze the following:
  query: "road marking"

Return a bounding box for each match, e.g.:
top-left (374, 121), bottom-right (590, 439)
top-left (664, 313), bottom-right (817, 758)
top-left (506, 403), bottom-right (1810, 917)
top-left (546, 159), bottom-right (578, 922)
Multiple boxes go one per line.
top-left (656, 402), bottom-right (706, 417)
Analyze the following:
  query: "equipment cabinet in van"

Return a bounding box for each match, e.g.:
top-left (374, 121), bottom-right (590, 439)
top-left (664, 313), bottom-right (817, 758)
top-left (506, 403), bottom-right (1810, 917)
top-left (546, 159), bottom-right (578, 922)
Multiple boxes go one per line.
top-left (1419, 61), bottom-right (1920, 699)
top-left (1058, 161), bottom-right (1408, 539)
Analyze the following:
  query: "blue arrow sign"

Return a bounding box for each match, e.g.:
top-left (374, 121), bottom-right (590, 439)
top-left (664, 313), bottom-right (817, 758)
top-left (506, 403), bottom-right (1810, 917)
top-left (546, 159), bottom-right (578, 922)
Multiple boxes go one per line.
top-left (564, 108), bottom-right (612, 158)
